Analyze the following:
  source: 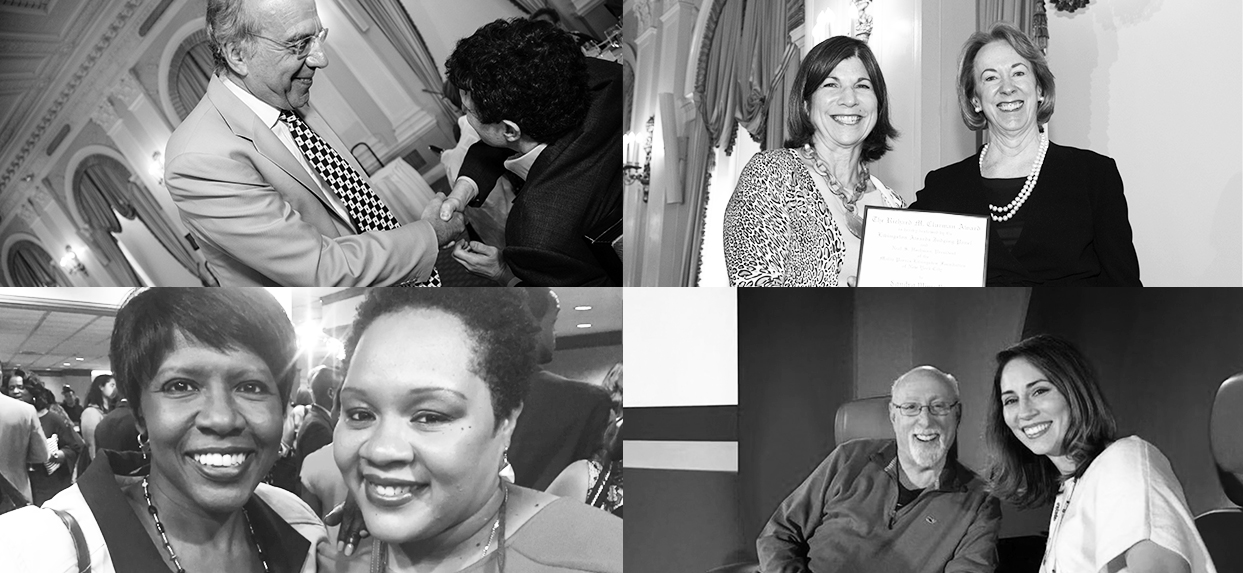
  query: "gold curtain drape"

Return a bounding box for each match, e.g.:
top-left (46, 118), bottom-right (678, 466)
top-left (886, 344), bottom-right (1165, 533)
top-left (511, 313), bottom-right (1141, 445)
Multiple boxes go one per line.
top-left (75, 155), bottom-right (212, 285)
top-left (170, 30), bottom-right (213, 121)
top-left (736, 0), bottom-right (799, 152)
top-left (978, 0), bottom-right (1048, 49)
top-left (353, 0), bottom-right (459, 141)
top-left (686, 0), bottom-right (802, 285)
top-left (6, 240), bottom-right (69, 287)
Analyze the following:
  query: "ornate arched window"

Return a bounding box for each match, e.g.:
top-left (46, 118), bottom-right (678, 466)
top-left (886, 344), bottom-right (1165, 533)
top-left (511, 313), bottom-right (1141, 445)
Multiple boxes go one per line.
top-left (72, 154), bottom-right (208, 285)
top-left (73, 155), bottom-right (144, 285)
top-left (168, 29), bottom-right (214, 121)
top-left (6, 240), bottom-right (70, 287)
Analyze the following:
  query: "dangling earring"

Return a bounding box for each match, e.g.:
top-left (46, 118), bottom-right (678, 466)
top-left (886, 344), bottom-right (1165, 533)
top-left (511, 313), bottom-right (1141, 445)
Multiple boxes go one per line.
top-left (499, 446), bottom-right (514, 483)
top-left (138, 433), bottom-right (150, 462)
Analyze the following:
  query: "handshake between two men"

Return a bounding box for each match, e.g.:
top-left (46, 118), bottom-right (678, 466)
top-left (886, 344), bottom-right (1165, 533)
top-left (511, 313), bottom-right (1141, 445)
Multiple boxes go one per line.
top-left (162, 0), bottom-right (621, 287)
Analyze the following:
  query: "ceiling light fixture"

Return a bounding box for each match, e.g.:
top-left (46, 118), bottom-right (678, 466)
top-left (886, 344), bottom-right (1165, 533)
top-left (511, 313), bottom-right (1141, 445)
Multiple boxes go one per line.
top-left (576, 323), bottom-right (592, 328)
top-left (574, 305), bottom-right (592, 311)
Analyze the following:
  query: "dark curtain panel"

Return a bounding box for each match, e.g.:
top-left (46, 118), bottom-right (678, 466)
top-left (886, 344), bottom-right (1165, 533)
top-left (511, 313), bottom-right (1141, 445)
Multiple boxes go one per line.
top-left (7, 241), bottom-right (69, 287)
top-left (74, 155), bottom-right (213, 286)
top-left (738, 289), bottom-right (856, 558)
top-left (1022, 288), bottom-right (1243, 516)
top-left (170, 31), bottom-right (212, 121)
top-left (354, 0), bottom-right (459, 141)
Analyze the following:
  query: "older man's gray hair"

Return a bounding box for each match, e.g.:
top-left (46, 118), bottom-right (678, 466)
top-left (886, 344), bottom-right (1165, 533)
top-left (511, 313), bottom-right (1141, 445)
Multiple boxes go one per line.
top-left (891, 365), bottom-right (961, 400)
top-left (206, 0), bottom-right (260, 72)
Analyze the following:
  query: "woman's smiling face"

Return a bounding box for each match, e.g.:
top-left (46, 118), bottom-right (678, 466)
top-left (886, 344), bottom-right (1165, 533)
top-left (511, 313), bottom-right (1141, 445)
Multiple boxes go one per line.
top-left (972, 40), bottom-right (1042, 135)
top-left (1000, 357), bottom-right (1071, 459)
top-left (139, 333), bottom-right (284, 515)
top-left (808, 56), bottom-right (878, 152)
top-left (334, 309), bottom-right (516, 545)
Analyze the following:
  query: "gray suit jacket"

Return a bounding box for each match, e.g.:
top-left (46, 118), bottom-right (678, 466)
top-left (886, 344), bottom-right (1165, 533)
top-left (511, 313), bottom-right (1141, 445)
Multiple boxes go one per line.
top-left (164, 75), bottom-right (438, 286)
top-left (0, 394), bottom-right (49, 502)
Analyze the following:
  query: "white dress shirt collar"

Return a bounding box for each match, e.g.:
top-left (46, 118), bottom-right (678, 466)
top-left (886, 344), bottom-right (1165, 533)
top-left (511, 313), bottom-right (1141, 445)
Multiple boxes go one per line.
top-left (222, 75), bottom-right (284, 129)
top-left (503, 143), bottom-right (548, 181)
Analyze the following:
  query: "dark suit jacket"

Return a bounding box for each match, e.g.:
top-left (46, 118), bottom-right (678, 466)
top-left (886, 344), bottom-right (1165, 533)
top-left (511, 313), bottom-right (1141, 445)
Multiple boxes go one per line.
top-left (296, 405), bottom-right (334, 462)
top-left (463, 59), bottom-right (623, 286)
top-left (510, 371), bottom-right (613, 491)
top-left (94, 403), bottom-right (140, 454)
top-left (911, 142), bottom-right (1141, 285)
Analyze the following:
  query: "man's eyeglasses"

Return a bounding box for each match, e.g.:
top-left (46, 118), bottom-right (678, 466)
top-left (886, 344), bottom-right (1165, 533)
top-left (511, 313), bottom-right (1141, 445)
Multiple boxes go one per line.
top-left (250, 28), bottom-right (328, 59)
top-left (891, 402), bottom-right (960, 417)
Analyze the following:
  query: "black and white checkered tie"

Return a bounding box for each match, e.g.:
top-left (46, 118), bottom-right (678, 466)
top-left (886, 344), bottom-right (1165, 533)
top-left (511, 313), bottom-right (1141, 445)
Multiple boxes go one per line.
top-left (280, 109), bottom-right (439, 286)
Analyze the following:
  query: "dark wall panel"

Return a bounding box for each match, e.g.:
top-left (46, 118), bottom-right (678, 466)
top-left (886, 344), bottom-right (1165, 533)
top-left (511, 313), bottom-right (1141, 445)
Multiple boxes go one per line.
top-left (737, 289), bottom-right (856, 556)
top-left (625, 468), bottom-right (747, 573)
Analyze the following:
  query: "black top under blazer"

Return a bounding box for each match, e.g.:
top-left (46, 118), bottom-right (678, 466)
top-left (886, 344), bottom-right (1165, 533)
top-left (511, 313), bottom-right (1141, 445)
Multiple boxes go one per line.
top-left (911, 142), bottom-right (1141, 286)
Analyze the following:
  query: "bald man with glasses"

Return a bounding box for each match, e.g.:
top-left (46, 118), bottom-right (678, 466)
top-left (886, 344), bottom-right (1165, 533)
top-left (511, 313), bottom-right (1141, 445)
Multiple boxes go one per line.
top-left (164, 0), bottom-right (465, 286)
top-left (758, 366), bottom-right (1002, 573)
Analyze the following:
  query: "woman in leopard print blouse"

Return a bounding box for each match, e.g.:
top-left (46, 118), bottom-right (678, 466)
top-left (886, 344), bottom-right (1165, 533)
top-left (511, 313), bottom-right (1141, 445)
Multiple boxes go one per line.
top-left (724, 36), bottom-right (905, 286)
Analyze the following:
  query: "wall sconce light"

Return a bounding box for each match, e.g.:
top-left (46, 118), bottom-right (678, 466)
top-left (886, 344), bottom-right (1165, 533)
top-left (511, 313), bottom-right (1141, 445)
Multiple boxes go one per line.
top-left (623, 132), bottom-right (650, 187)
top-left (60, 246), bottom-right (88, 276)
top-left (623, 117), bottom-right (655, 201)
top-left (152, 150), bottom-right (165, 186)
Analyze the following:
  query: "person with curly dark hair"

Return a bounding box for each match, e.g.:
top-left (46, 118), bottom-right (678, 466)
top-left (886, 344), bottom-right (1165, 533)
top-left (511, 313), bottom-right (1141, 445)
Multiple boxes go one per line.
top-left (441, 18), bottom-right (623, 287)
top-left (332, 289), bottom-right (621, 572)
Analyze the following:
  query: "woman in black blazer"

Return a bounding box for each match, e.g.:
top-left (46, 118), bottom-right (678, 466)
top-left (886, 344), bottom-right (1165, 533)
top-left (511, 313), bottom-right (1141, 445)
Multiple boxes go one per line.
top-left (912, 22), bottom-right (1141, 285)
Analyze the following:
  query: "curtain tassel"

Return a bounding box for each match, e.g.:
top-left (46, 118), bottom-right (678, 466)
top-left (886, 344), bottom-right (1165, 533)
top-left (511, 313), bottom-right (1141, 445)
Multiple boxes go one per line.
top-left (1033, 1), bottom-right (1050, 54)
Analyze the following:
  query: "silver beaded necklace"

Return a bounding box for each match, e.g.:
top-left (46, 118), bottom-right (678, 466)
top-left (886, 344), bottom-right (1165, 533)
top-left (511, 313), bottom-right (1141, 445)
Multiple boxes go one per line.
top-left (141, 476), bottom-right (271, 573)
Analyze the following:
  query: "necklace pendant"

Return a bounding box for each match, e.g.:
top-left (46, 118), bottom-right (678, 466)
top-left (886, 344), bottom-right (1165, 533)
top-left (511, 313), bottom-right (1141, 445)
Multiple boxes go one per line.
top-left (846, 213), bottom-right (864, 239)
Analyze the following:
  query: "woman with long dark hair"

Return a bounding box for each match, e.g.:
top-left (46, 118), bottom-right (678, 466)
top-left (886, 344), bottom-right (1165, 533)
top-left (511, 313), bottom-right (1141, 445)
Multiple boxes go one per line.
top-left (986, 334), bottom-right (1214, 573)
top-left (80, 373), bottom-right (117, 461)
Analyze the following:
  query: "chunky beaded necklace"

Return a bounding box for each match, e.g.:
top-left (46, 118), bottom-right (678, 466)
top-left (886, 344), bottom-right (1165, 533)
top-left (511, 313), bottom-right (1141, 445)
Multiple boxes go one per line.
top-left (800, 144), bottom-right (870, 238)
top-left (142, 477), bottom-right (271, 573)
top-left (980, 130), bottom-right (1048, 222)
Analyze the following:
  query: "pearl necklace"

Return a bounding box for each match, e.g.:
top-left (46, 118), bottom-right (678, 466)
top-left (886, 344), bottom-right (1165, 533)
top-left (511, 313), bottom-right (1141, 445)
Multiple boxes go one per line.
top-left (979, 130), bottom-right (1048, 222)
top-left (800, 144), bottom-right (870, 238)
top-left (142, 477), bottom-right (271, 573)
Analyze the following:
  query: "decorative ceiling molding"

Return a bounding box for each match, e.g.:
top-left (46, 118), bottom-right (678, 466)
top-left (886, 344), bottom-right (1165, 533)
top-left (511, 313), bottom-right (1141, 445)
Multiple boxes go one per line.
top-left (0, 0), bottom-right (143, 196)
top-left (111, 72), bottom-right (144, 109)
top-left (634, 0), bottom-right (653, 31)
top-left (0, 39), bottom-right (71, 55)
top-left (0, 0), bottom-right (54, 13)
top-left (89, 99), bottom-right (121, 132)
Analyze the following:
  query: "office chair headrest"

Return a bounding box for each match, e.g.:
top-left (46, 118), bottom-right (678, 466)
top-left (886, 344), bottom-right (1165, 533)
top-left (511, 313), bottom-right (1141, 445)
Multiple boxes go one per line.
top-left (834, 396), bottom-right (894, 446)
top-left (1211, 374), bottom-right (1243, 505)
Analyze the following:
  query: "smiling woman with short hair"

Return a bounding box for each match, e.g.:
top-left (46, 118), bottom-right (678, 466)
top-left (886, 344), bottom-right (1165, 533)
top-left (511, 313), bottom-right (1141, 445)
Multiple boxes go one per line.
top-left (0, 288), bottom-right (327, 573)
top-left (332, 289), bottom-right (621, 573)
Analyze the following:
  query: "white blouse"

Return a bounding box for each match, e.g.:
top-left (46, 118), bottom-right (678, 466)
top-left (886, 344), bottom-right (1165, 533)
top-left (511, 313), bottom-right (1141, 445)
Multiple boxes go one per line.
top-left (1041, 436), bottom-right (1217, 573)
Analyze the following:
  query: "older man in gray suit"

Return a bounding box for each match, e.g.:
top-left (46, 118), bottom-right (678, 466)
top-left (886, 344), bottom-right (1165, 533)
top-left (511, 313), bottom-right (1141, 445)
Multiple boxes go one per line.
top-left (164, 0), bottom-right (464, 286)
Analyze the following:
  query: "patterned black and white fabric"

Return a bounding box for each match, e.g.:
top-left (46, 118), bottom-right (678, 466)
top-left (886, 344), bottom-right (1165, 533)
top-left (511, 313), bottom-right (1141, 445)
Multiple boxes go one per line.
top-left (280, 109), bottom-right (439, 286)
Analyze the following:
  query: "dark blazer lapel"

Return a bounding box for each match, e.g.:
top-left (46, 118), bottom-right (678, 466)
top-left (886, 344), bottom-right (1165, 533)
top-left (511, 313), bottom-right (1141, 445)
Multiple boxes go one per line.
top-left (206, 76), bottom-right (357, 232)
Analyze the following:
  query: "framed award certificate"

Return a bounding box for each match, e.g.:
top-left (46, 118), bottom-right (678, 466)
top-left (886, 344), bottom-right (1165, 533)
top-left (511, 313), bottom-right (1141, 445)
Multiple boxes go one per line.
top-left (856, 207), bottom-right (990, 287)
